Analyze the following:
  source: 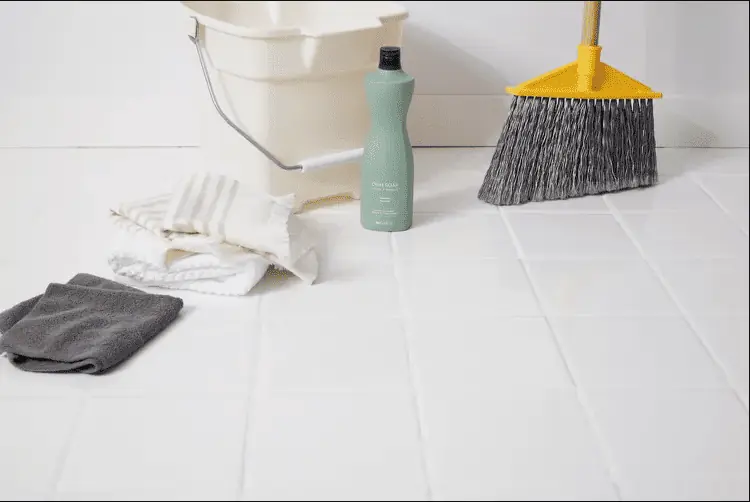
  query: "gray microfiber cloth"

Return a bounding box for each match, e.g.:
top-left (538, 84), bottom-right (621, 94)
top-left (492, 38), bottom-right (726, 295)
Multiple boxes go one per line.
top-left (0, 273), bottom-right (183, 374)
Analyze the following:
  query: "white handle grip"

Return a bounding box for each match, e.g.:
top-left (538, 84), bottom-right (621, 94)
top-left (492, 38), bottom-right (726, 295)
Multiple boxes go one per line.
top-left (299, 148), bottom-right (365, 173)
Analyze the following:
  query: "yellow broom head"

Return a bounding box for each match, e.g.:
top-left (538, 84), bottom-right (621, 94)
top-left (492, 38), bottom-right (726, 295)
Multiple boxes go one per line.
top-left (507, 45), bottom-right (662, 100)
top-left (477, 43), bottom-right (662, 206)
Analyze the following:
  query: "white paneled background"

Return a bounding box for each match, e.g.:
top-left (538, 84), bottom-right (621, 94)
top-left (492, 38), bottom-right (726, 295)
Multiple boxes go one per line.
top-left (0, 1), bottom-right (747, 148)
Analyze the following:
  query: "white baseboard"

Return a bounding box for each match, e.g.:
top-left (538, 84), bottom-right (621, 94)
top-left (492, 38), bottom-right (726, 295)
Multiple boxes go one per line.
top-left (1, 94), bottom-right (747, 148)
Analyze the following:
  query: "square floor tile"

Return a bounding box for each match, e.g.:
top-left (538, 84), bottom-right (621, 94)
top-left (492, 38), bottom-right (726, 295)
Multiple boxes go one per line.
top-left (693, 175), bottom-right (749, 213)
top-left (550, 316), bottom-right (727, 389)
top-left (526, 260), bottom-right (679, 316)
top-left (413, 168), bottom-right (499, 213)
top-left (0, 198), bottom-right (112, 268)
top-left (393, 213), bottom-right (516, 260)
top-left (606, 176), bottom-right (720, 212)
top-left (0, 397), bottom-right (82, 493)
top-left (585, 390), bottom-right (749, 482)
top-left (244, 392), bottom-right (427, 501)
top-left (736, 213), bottom-right (749, 234)
top-left (397, 259), bottom-right (540, 317)
top-left (409, 317), bottom-right (572, 392)
top-left (259, 260), bottom-right (401, 319)
top-left (694, 174), bottom-right (750, 235)
top-left (620, 211), bottom-right (748, 258)
top-left (690, 315), bottom-right (749, 406)
top-left (505, 213), bottom-right (640, 259)
top-left (690, 149), bottom-right (749, 175)
top-left (57, 396), bottom-right (246, 497)
top-left (654, 259), bottom-right (749, 315)
top-left (420, 390), bottom-right (617, 501)
top-left (300, 212), bottom-right (392, 263)
top-left (656, 148), bottom-right (749, 178)
top-left (1, 491), bottom-right (52, 501)
top-left (0, 359), bottom-right (91, 397)
top-left (54, 489), bottom-right (229, 501)
top-left (651, 149), bottom-right (698, 179)
top-left (259, 316), bottom-right (411, 392)
top-left (618, 473), bottom-right (749, 501)
top-left (85, 306), bottom-right (258, 396)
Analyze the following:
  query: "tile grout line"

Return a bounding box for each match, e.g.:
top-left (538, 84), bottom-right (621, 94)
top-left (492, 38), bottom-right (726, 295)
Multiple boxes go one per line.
top-left (390, 231), bottom-right (435, 502)
top-left (689, 172), bottom-right (750, 237)
top-left (498, 206), bottom-right (625, 502)
top-left (604, 196), bottom-right (750, 413)
top-left (235, 297), bottom-right (265, 501)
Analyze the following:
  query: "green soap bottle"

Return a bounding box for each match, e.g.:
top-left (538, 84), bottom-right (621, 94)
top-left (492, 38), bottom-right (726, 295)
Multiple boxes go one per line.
top-left (360, 46), bottom-right (415, 232)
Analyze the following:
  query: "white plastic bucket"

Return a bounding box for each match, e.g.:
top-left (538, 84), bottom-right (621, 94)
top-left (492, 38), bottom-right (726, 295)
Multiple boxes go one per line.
top-left (181, 1), bottom-right (409, 210)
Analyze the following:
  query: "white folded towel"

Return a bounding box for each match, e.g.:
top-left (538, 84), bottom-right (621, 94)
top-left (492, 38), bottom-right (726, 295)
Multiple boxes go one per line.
top-left (108, 173), bottom-right (319, 296)
top-left (108, 215), bottom-right (271, 296)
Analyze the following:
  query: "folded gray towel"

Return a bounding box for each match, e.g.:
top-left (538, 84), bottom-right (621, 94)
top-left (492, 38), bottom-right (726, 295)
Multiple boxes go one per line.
top-left (0, 273), bottom-right (183, 374)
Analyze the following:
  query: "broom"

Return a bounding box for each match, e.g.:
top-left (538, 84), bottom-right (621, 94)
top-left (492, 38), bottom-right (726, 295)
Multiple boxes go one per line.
top-left (478, 0), bottom-right (662, 206)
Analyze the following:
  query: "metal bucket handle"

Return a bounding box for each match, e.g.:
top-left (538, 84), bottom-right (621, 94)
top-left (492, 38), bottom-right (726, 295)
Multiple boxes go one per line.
top-left (188, 17), bottom-right (364, 173)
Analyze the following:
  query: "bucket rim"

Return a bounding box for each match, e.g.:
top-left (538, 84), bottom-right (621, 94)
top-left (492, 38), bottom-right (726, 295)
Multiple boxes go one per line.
top-left (181, 1), bottom-right (409, 40)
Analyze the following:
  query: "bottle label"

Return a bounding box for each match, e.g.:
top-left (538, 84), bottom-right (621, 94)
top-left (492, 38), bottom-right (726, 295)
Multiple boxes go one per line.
top-left (371, 181), bottom-right (399, 191)
top-left (369, 181), bottom-right (400, 226)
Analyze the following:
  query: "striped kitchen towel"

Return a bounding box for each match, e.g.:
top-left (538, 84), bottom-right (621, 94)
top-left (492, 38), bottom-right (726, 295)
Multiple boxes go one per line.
top-left (109, 172), bottom-right (319, 289)
top-left (161, 172), bottom-right (303, 262)
top-left (113, 193), bottom-right (172, 237)
top-left (111, 192), bottom-right (228, 257)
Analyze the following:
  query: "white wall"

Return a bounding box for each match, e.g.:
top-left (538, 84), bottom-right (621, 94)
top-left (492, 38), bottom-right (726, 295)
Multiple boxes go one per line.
top-left (0, 1), bottom-right (747, 148)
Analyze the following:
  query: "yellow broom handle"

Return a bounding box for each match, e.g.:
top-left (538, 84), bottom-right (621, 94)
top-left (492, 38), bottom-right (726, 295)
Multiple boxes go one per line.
top-left (581, 1), bottom-right (601, 46)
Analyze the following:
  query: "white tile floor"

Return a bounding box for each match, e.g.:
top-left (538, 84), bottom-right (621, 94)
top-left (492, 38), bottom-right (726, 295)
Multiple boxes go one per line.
top-left (0, 147), bottom-right (747, 501)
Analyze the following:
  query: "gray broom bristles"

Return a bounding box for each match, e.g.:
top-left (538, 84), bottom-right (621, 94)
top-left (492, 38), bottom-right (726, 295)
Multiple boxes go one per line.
top-left (477, 95), bottom-right (658, 206)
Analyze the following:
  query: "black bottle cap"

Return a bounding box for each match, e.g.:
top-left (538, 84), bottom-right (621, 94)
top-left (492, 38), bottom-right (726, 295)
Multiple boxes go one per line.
top-left (378, 46), bottom-right (402, 71)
